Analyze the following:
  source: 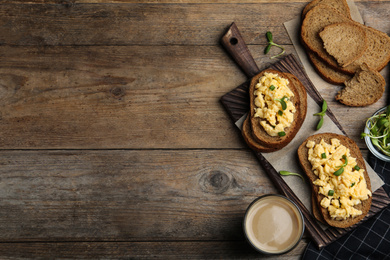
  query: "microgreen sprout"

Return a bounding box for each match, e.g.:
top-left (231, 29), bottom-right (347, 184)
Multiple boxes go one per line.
top-left (279, 171), bottom-right (305, 182)
top-left (361, 105), bottom-right (390, 157)
top-left (313, 99), bottom-right (328, 130)
top-left (264, 31), bottom-right (286, 59)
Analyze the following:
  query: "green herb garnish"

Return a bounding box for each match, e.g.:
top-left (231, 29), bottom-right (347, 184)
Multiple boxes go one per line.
top-left (351, 182), bottom-right (356, 187)
top-left (278, 110), bottom-right (283, 116)
top-left (328, 190), bottom-right (334, 196)
top-left (354, 165), bottom-right (360, 171)
top-left (313, 99), bottom-right (328, 130)
top-left (361, 105), bottom-right (390, 156)
top-left (275, 96), bottom-right (288, 110)
top-left (269, 85), bottom-right (276, 91)
top-left (264, 31), bottom-right (285, 59)
top-left (333, 167), bottom-right (344, 176)
top-left (333, 155), bottom-right (347, 176)
top-left (279, 171), bottom-right (305, 182)
top-left (321, 153), bottom-right (327, 159)
top-left (339, 155), bottom-right (348, 168)
top-left (278, 131), bottom-right (286, 137)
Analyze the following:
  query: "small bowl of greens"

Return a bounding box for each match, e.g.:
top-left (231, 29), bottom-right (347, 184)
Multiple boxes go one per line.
top-left (362, 105), bottom-right (390, 162)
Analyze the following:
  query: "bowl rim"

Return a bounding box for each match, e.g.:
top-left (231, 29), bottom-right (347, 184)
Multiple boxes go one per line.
top-left (363, 106), bottom-right (390, 162)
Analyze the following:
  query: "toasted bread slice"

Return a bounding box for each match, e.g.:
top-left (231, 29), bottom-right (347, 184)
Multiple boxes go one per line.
top-left (298, 133), bottom-right (372, 228)
top-left (248, 70), bottom-right (307, 151)
top-left (301, 4), bottom-right (390, 75)
top-left (242, 115), bottom-right (279, 153)
top-left (301, 0), bottom-right (351, 19)
top-left (319, 22), bottom-right (367, 68)
top-left (307, 50), bottom-right (352, 85)
top-left (312, 193), bottom-right (326, 224)
top-left (336, 63), bottom-right (385, 107)
top-left (243, 72), bottom-right (307, 152)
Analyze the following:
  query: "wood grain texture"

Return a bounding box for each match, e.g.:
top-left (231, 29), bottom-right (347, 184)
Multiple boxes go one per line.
top-left (0, 149), bottom-right (277, 241)
top-left (0, 240), bottom-right (308, 259)
top-left (0, 44), bottom-right (386, 149)
top-left (0, 1), bottom-right (389, 258)
top-left (0, 2), bottom-right (388, 46)
top-left (2, 0), bottom-right (388, 3)
top-left (0, 45), bottom-right (297, 149)
top-left (0, 2), bottom-right (305, 46)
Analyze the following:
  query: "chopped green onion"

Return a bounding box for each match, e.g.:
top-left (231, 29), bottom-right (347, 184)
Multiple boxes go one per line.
top-left (269, 85), bottom-right (276, 91)
top-left (278, 110), bottom-right (283, 116)
top-left (328, 190), bottom-right (334, 196)
top-left (339, 155), bottom-right (348, 168)
top-left (351, 182), bottom-right (356, 187)
top-left (275, 96), bottom-right (288, 110)
top-left (354, 165), bottom-right (360, 171)
top-left (321, 153), bottom-right (327, 159)
top-left (278, 131), bottom-right (286, 137)
top-left (334, 167), bottom-right (344, 176)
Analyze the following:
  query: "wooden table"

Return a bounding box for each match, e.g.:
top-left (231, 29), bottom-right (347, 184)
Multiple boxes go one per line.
top-left (0, 1), bottom-right (389, 259)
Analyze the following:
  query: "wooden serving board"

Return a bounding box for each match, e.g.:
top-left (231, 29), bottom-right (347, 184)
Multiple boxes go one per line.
top-left (220, 23), bottom-right (390, 249)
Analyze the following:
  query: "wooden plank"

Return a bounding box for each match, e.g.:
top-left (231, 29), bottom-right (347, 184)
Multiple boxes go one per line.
top-left (0, 2), bottom-right (305, 46)
top-left (0, 2), bottom-right (388, 46)
top-left (1, 0), bottom-right (388, 4)
top-left (0, 240), bottom-right (308, 259)
top-left (0, 45), bottom-right (294, 149)
top-left (0, 149), bottom-right (278, 241)
top-left (0, 44), bottom-right (387, 149)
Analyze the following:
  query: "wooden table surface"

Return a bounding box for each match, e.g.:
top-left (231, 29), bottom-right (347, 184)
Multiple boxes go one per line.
top-left (0, 0), bottom-right (389, 259)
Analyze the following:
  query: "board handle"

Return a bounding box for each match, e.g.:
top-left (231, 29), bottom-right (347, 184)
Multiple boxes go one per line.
top-left (220, 22), bottom-right (260, 78)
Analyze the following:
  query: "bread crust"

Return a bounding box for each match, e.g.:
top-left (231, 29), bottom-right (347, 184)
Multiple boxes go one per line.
top-left (306, 50), bottom-right (351, 85)
top-left (241, 115), bottom-right (279, 153)
top-left (301, 0), bottom-right (351, 20)
top-left (301, 4), bottom-right (390, 75)
top-left (298, 133), bottom-right (372, 228)
top-left (248, 70), bottom-right (307, 151)
top-left (242, 72), bottom-right (307, 153)
top-left (335, 63), bottom-right (385, 107)
top-left (319, 22), bottom-right (367, 68)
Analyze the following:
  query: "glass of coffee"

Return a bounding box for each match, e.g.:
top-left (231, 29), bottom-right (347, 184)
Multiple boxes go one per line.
top-left (243, 194), bottom-right (304, 254)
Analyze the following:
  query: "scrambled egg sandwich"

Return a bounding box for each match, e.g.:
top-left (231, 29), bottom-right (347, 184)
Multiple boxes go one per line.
top-left (298, 133), bottom-right (372, 228)
top-left (242, 69), bottom-right (307, 153)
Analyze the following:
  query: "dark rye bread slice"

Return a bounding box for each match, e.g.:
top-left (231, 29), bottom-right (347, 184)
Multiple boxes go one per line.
top-left (298, 133), bottom-right (372, 228)
top-left (307, 51), bottom-right (352, 85)
top-left (242, 115), bottom-right (279, 153)
top-left (312, 193), bottom-right (326, 224)
top-left (336, 63), bottom-right (385, 106)
top-left (301, 5), bottom-right (390, 75)
top-left (319, 22), bottom-right (367, 68)
top-left (249, 70), bottom-right (307, 150)
top-left (243, 73), bottom-right (307, 153)
top-left (301, 0), bottom-right (351, 20)
top-left (302, 0), bottom-right (352, 85)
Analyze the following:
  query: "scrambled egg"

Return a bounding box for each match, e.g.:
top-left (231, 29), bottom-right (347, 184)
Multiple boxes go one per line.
top-left (306, 138), bottom-right (371, 220)
top-left (253, 72), bottom-right (296, 136)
